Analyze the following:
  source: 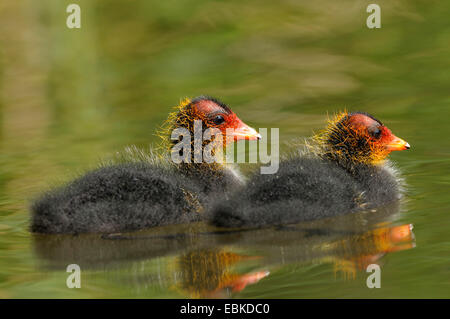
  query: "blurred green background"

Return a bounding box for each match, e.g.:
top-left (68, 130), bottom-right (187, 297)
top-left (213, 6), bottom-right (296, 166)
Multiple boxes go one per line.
top-left (0, 0), bottom-right (449, 298)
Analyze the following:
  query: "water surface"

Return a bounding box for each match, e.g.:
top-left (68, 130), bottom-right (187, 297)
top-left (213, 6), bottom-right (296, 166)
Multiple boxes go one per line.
top-left (0, 0), bottom-right (449, 298)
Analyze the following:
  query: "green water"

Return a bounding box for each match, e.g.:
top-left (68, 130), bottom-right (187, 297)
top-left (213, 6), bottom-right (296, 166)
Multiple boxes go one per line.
top-left (0, 0), bottom-right (449, 298)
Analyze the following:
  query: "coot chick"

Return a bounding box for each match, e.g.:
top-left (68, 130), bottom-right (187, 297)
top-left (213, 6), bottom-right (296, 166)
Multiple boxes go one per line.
top-left (211, 111), bottom-right (410, 228)
top-left (31, 96), bottom-right (260, 234)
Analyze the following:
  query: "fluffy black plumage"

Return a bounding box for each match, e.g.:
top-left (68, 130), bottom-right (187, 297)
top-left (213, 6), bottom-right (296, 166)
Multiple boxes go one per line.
top-left (210, 111), bottom-right (408, 229)
top-left (30, 95), bottom-right (254, 234)
top-left (211, 155), bottom-right (402, 228)
top-left (31, 163), bottom-right (198, 234)
top-left (31, 162), bottom-right (243, 234)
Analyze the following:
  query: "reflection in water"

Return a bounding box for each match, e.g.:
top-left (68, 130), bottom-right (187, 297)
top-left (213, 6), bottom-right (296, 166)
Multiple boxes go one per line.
top-left (0, 0), bottom-right (447, 299)
top-left (174, 249), bottom-right (269, 298)
top-left (32, 204), bottom-right (415, 297)
top-left (330, 224), bottom-right (415, 280)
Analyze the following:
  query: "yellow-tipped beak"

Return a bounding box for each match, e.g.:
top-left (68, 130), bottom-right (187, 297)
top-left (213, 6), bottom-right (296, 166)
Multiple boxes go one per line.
top-left (386, 135), bottom-right (410, 151)
top-left (229, 119), bottom-right (261, 142)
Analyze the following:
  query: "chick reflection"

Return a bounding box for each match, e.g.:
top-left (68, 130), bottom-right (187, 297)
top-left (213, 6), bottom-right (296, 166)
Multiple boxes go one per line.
top-left (329, 224), bottom-right (415, 280)
top-left (174, 249), bottom-right (269, 298)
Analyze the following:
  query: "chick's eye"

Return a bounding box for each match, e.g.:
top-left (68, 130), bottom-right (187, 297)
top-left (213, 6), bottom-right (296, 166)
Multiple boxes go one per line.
top-left (213, 115), bottom-right (225, 125)
top-left (369, 127), bottom-right (382, 139)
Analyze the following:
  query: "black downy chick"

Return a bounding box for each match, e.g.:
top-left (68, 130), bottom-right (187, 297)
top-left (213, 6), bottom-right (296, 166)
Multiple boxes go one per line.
top-left (211, 112), bottom-right (410, 228)
top-left (31, 96), bottom-right (260, 234)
